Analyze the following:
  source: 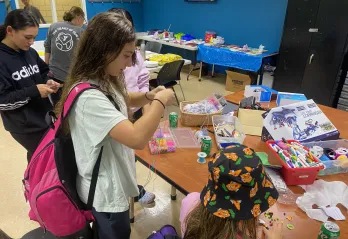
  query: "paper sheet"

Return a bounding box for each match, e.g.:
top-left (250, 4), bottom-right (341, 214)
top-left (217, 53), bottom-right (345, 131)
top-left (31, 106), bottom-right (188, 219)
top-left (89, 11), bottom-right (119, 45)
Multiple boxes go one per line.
top-left (321, 207), bottom-right (346, 221)
top-left (296, 180), bottom-right (348, 222)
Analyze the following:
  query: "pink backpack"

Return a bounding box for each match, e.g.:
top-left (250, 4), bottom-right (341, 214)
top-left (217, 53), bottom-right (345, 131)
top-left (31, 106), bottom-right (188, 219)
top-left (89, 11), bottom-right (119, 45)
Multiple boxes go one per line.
top-left (22, 83), bottom-right (116, 238)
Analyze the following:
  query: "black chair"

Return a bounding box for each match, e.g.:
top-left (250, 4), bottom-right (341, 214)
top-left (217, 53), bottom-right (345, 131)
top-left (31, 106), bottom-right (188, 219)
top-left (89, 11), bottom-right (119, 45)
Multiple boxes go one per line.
top-left (21, 228), bottom-right (56, 239)
top-left (145, 41), bottom-right (162, 54)
top-left (149, 60), bottom-right (186, 105)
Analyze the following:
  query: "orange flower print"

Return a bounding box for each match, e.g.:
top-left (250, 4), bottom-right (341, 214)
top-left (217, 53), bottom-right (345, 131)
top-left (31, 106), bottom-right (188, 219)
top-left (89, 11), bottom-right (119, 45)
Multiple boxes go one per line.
top-left (251, 204), bottom-right (261, 217)
top-left (215, 185), bottom-right (218, 190)
top-left (250, 182), bottom-right (258, 198)
top-left (267, 196), bottom-right (276, 207)
top-left (231, 200), bottom-right (241, 211)
top-left (211, 194), bottom-right (216, 201)
top-left (203, 190), bottom-right (211, 206)
top-left (241, 173), bottom-right (252, 183)
top-left (243, 148), bottom-right (253, 156)
top-left (229, 169), bottom-right (242, 177)
top-left (244, 166), bottom-right (253, 172)
top-left (208, 174), bottom-right (212, 181)
top-left (262, 177), bottom-right (274, 188)
top-left (225, 153), bottom-right (239, 161)
top-left (226, 181), bottom-right (241, 192)
top-left (212, 152), bottom-right (221, 163)
top-left (213, 167), bottom-right (221, 182)
top-left (213, 209), bottom-right (230, 219)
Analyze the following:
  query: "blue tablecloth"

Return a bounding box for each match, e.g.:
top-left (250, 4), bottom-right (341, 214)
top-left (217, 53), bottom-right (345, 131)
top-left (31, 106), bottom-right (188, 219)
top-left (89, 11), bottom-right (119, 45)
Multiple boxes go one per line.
top-left (197, 44), bottom-right (271, 72)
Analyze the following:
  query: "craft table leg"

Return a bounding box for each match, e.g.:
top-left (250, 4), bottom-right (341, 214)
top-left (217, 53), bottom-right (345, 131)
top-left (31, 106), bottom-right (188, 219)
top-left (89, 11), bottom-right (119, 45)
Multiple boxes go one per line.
top-left (212, 64), bottom-right (215, 78)
top-left (187, 66), bottom-right (195, 81)
top-left (198, 62), bottom-right (203, 82)
top-left (258, 62), bottom-right (265, 85)
top-left (129, 197), bottom-right (135, 223)
top-left (171, 186), bottom-right (177, 200)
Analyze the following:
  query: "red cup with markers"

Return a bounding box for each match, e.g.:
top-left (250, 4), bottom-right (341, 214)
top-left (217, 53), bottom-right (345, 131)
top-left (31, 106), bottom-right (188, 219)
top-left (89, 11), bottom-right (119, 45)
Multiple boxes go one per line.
top-left (266, 139), bottom-right (324, 185)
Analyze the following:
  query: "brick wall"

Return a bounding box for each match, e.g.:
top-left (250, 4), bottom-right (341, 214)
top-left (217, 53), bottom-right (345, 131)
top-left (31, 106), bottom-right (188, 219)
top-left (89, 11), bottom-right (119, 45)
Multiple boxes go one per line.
top-left (19, 0), bottom-right (82, 23)
top-left (19, 0), bottom-right (53, 23)
top-left (55, 0), bottom-right (82, 22)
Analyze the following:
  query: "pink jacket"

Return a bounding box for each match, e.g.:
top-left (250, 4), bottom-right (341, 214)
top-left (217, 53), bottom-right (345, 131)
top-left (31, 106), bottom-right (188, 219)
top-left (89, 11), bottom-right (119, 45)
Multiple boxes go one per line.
top-left (124, 51), bottom-right (150, 112)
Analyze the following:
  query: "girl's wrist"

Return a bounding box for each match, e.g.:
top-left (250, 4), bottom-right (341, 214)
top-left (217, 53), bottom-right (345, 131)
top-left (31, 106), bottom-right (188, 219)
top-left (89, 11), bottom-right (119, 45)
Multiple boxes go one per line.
top-left (145, 91), bottom-right (154, 101)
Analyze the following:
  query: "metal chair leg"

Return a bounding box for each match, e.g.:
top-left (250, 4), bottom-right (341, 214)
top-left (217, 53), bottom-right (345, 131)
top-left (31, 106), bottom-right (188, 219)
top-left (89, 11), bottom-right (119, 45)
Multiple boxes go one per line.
top-left (172, 87), bottom-right (180, 106)
top-left (178, 81), bottom-right (186, 101)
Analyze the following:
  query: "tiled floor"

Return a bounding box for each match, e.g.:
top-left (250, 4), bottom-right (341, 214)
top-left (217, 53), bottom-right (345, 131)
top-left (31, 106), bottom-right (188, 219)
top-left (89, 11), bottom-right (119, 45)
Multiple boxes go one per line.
top-left (0, 69), bottom-right (273, 238)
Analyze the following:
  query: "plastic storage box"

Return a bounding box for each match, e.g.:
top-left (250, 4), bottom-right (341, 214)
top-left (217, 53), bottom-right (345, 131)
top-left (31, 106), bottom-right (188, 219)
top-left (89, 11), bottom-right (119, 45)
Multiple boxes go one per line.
top-left (302, 140), bottom-right (348, 176)
top-left (266, 140), bottom-right (324, 185)
top-left (212, 115), bottom-right (246, 149)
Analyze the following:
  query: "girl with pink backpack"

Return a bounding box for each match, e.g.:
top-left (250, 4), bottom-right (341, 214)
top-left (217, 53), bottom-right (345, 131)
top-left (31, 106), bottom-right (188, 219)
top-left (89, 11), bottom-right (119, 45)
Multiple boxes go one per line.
top-left (24, 11), bottom-right (174, 239)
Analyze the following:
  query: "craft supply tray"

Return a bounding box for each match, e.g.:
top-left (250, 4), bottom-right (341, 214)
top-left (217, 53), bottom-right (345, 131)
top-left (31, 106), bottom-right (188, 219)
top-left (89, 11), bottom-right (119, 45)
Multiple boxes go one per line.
top-left (266, 140), bottom-right (324, 185)
top-left (302, 140), bottom-right (348, 176)
top-left (212, 115), bottom-right (246, 149)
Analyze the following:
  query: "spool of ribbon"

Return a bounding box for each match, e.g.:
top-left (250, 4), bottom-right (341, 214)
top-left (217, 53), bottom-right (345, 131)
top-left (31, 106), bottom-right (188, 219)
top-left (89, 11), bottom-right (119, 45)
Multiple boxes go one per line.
top-left (337, 147), bottom-right (348, 155)
top-left (324, 148), bottom-right (336, 160)
top-left (310, 146), bottom-right (324, 158)
top-left (197, 152), bottom-right (207, 164)
top-left (335, 149), bottom-right (347, 160)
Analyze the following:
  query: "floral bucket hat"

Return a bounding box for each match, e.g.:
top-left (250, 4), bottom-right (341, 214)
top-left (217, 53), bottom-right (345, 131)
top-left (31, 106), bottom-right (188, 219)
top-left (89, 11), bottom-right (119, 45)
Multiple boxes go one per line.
top-left (200, 145), bottom-right (279, 220)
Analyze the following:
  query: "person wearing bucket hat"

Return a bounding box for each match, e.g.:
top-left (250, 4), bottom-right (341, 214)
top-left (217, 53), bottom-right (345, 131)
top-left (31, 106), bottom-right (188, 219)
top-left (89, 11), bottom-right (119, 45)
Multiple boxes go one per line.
top-left (180, 145), bottom-right (283, 239)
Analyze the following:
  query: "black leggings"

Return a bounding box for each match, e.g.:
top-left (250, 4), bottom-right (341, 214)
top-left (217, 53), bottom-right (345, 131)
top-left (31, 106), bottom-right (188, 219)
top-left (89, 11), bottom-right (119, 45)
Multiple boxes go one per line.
top-left (92, 208), bottom-right (131, 239)
top-left (10, 129), bottom-right (47, 163)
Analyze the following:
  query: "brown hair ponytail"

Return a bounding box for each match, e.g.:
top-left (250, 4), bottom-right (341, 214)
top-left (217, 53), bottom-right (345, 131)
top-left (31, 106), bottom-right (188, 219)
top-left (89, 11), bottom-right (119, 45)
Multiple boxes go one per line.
top-left (63, 6), bottom-right (85, 22)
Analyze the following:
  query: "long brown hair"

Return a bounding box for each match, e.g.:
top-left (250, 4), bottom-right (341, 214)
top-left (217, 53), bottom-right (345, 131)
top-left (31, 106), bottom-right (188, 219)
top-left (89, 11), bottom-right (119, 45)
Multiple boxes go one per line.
top-left (63, 6), bottom-right (85, 22)
top-left (55, 12), bottom-right (136, 121)
top-left (183, 203), bottom-right (258, 239)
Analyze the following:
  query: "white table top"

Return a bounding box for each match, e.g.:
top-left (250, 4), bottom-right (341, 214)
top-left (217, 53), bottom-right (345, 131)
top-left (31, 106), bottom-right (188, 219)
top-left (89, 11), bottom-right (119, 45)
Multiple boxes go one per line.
top-left (138, 35), bottom-right (198, 51)
top-left (145, 51), bottom-right (192, 73)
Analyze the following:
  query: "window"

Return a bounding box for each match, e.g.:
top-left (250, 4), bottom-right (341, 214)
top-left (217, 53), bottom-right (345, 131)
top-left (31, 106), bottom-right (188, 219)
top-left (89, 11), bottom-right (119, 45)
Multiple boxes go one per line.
top-left (15, 0), bottom-right (86, 27)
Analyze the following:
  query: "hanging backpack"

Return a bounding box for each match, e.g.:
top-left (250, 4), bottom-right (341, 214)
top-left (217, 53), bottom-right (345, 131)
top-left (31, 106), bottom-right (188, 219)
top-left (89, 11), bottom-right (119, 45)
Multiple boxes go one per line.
top-left (22, 83), bottom-right (118, 238)
top-left (147, 225), bottom-right (181, 239)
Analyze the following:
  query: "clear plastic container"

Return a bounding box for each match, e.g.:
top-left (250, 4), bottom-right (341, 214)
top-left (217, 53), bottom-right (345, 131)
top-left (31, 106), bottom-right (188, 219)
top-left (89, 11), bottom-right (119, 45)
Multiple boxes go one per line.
top-left (302, 140), bottom-right (348, 176)
top-left (170, 128), bottom-right (201, 148)
top-left (212, 115), bottom-right (246, 149)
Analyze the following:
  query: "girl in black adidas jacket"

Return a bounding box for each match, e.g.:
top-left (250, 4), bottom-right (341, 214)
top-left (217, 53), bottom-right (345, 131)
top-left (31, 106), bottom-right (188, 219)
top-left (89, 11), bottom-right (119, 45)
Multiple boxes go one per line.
top-left (0, 10), bottom-right (61, 162)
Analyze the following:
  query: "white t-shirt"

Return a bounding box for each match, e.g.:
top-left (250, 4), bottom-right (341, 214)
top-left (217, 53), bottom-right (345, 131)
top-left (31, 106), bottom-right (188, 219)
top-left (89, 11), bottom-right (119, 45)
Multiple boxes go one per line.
top-left (68, 82), bottom-right (139, 213)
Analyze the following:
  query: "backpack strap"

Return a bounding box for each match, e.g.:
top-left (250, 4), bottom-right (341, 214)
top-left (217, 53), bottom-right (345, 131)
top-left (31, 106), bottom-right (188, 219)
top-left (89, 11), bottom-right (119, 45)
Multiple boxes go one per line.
top-left (61, 82), bottom-right (121, 210)
top-left (87, 146), bottom-right (103, 210)
top-left (62, 83), bottom-right (99, 119)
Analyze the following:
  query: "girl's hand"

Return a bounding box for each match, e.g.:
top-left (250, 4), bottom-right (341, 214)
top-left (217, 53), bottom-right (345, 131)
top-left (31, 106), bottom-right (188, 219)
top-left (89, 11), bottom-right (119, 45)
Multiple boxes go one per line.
top-left (263, 222), bottom-right (283, 239)
top-left (147, 86), bottom-right (166, 100)
top-left (46, 80), bottom-right (62, 93)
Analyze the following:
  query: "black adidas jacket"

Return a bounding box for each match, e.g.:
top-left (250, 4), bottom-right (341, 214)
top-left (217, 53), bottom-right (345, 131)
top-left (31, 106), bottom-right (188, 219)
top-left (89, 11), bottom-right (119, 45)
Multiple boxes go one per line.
top-left (0, 43), bottom-right (52, 134)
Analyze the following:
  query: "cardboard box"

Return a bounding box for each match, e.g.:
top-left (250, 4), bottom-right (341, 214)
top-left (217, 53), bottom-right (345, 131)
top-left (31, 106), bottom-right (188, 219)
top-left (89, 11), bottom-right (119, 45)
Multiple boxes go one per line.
top-left (225, 70), bottom-right (251, 92)
top-left (261, 100), bottom-right (340, 142)
top-left (238, 108), bottom-right (266, 136)
top-left (244, 85), bottom-right (278, 103)
top-left (276, 92), bottom-right (307, 106)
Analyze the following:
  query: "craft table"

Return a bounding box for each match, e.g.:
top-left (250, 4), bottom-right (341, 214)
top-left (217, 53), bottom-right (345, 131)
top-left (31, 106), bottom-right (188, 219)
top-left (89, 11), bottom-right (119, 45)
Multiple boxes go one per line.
top-left (132, 91), bottom-right (348, 238)
top-left (196, 44), bottom-right (278, 84)
top-left (145, 51), bottom-right (192, 73)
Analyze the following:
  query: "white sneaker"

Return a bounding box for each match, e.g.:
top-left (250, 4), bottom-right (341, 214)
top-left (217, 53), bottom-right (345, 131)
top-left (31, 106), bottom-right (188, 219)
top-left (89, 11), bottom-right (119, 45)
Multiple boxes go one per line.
top-left (138, 192), bottom-right (156, 208)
